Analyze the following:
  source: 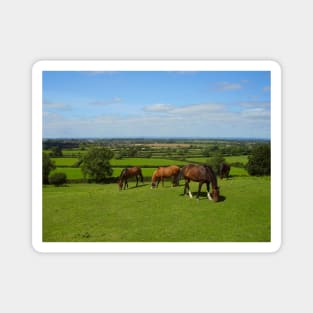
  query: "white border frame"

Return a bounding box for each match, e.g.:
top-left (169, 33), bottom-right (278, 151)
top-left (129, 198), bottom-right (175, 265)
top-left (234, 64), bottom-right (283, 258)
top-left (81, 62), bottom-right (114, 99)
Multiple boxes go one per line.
top-left (32, 60), bottom-right (282, 253)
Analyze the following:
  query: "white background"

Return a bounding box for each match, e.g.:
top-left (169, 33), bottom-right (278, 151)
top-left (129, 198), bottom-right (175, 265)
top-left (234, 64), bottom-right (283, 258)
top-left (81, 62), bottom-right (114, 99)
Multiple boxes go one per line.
top-left (0, 0), bottom-right (311, 312)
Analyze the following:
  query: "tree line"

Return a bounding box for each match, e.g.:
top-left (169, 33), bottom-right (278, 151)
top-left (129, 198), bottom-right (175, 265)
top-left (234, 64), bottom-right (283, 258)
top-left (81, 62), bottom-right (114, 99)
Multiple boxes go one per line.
top-left (43, 143), bottom-right (270, 186)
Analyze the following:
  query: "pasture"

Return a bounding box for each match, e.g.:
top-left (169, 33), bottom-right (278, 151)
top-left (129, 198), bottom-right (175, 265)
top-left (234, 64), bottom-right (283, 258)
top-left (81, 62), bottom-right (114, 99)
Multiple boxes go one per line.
top-left (43, 176), bottom-right (270, 242)
top-left (43, 139), bottom-right (270, 243)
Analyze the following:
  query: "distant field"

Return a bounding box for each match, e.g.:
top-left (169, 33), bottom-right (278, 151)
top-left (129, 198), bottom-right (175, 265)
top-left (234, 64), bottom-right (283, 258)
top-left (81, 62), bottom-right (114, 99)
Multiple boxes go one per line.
top-left (50, 166), bottom-right (163, 180)
top-left (186, 155), bottom-right (249, 164)
top-left (110, 158), bottom-right (188, 167)
top-left (43, 176), bottom-right (270, 242)
top-left (50, 167), bottom-right (83, 180)
top-left (49, 156), bottom-right (249, 181)
top-left (44, 149), bottom-right (87, 156)
top-left (51, 158), bottom-right (78, 166)
top-left (62, 149), bottom-right (88, 156)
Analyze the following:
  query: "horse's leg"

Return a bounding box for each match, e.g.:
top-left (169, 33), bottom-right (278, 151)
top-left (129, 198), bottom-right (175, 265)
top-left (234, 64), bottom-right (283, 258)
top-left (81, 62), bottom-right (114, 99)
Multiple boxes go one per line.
top-left (162, 176), bottom-right (164, 187)
top-left (185, 179), bottom-right (192, 198)
top-left (197, 182), bottom-right (204, 199)
top-left (172, 175), bottom-right (177, 187)
top-left (183, 180), bottom-right (187, 195)
top-left (206, 182), bottom-right (212, 200)
top-left (136, 175), bottom-right (138, 187)
top-left (174, 173), bottom-right (179, 187)
top-left (124, 179), bottom-right (128, 190)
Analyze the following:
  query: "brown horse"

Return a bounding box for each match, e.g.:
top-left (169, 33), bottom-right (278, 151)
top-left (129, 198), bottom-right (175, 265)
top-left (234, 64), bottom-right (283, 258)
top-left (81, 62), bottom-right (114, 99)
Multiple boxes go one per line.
top-left (220, 163), bottom-right (231, 179)
top-left (151, 165), bottom-right (180, 188)
top-left (180, 164), bottom-right (219, 201)
top-left (117, 167), bottom-right (143, 190)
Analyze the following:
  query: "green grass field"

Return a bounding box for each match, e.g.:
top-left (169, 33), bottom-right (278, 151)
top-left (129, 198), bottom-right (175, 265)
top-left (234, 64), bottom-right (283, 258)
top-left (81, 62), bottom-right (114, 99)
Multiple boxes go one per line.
top-left (43, 176), bottom-right (270, 242)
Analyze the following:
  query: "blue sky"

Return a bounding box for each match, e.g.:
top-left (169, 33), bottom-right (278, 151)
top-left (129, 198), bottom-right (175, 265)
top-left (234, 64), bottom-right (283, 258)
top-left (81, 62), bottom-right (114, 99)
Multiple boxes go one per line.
top-left (43, 71), bottom-right (271, 139)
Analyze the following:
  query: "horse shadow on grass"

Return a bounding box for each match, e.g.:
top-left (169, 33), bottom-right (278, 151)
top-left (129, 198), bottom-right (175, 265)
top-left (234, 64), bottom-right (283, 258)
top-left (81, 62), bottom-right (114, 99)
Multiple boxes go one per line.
top-left (180, 191), bottom-right (226, 202)
top-left (125, 183), bottom-right (149, 190)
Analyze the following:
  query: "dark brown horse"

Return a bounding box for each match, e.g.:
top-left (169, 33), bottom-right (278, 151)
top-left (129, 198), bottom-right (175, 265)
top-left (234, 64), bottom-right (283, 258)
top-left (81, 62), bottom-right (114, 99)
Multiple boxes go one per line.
top-left (180, 164), bottom-right (219, 201)
top-left (220, 163), bottom-right (231, 179)
top-left (151, 165), bottom-right (180, 188)
top-left (117, 167), bottom-right (143, 190)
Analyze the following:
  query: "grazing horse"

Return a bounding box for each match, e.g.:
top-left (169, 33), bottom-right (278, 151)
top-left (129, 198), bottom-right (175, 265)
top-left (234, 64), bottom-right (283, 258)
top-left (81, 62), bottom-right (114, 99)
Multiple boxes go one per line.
top-left (220, 163), bottom-right (231, 179)
top-left (151, 165), bottom-right (180, 188)
top-left (117, 166), bottom-right (143, 190)
top-left (180, 164), bottom-right (219, 201)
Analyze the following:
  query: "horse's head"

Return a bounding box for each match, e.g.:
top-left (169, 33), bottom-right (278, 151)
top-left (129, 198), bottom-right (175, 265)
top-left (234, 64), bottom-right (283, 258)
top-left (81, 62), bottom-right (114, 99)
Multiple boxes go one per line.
top-left (151, 170), bottom-right (158, 188)
top-left (212, 186), bottom-right (220, 202)
top-left (117, 179), bottom-right (123, 190)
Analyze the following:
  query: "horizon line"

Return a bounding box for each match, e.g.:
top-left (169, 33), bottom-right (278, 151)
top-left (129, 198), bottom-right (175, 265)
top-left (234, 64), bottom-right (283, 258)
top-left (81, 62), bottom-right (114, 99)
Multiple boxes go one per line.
top-left (43, 136), bottom-right (270, 141)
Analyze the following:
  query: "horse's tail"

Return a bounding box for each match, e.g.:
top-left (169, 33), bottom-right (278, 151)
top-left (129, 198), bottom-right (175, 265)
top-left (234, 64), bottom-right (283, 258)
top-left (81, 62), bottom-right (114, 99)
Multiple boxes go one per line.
top-left (177, 166), bottom-right (185, 183)
top-left (138, 167), bottom-right (144, 183)
top-left (173, 167), bottom-right (181, 186)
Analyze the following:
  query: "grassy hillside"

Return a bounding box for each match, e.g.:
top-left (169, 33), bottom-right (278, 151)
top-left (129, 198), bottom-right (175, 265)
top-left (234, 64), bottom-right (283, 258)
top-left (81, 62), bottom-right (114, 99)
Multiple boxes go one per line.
top-left (43, 176), bottom-right (270, 242)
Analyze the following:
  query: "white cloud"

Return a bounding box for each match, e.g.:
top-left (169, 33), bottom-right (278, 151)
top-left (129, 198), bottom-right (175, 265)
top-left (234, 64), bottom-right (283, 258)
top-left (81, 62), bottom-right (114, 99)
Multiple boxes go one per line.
top-left (170, 103), bottom-right (225, 115)
top-left (143, 103), bottom-right (173, 112)
top-left (43, 101), bottom-right (270, 139)
top-left (89, 97), bottom-right (122, 106)
top-left (144, 103), bottom-right (225, 116)
top-left (240, 102), bottom-right (270, 109)
top-left (241, 108), bottom-right (270, 120)
top-left (43, 102), bottom-right (71, 110)
top-left (215, 82), bottom-right (242, 91)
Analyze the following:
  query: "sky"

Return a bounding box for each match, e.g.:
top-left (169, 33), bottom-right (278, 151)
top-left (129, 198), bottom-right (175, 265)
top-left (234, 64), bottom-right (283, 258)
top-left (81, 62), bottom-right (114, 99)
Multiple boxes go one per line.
top-left (42, 71), bottom-right (271, 139)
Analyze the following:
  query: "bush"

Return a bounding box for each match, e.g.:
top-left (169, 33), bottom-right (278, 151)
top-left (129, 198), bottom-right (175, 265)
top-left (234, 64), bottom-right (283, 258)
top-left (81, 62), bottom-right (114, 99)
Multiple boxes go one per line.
top-left (49, 172), bottom-right (67, 186)
top-left (246, 144), bottom-right (270, 176)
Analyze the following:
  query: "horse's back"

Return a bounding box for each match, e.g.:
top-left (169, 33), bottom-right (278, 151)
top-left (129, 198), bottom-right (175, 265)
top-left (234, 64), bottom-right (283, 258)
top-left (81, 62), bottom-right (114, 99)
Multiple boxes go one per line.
top-left (182, 164), bottom-right (206, 181)
top-left (156, 165), bottom-right (180, 177)
top-left (128, 166), bottom-right (141, 174)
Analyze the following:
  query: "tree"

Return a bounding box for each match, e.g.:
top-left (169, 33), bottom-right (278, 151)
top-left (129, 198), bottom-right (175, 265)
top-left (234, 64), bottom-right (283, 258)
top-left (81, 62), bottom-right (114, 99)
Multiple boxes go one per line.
top-left (246, 144), bottom-right (270, 176)
top-left (43, 152), bottom-right (56, 184)
top-left (49, 146), bottom-right (63, 157)
top-left (202, 148), bottom-right (210, 157)
top-left (81, 147), bottom-right (114, 182)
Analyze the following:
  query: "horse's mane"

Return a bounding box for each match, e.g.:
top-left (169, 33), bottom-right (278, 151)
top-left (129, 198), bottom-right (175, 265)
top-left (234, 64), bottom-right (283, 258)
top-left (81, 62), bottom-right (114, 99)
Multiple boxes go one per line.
top-left (151, 169), bottom-right (158, 180)
top-left (119, 168), bottom-right (128, 179)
